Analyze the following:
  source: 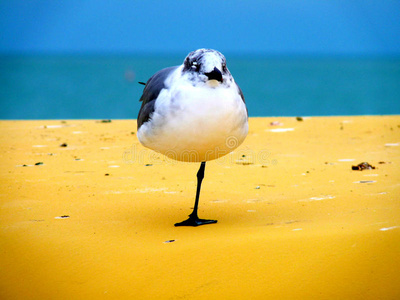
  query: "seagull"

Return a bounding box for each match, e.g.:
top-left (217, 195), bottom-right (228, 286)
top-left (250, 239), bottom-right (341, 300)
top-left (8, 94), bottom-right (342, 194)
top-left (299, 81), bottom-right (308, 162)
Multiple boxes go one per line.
top-left (137, 48), bottom-right (248, 226)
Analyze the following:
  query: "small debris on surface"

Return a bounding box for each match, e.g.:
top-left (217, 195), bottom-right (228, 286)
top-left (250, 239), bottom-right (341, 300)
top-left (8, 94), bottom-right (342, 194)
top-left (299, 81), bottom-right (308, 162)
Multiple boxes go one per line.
top-left (55, 215), bottom-right (70, 219)
top-left (235, 159), bottom-right (253, 165)
top-left (296, 117), bottom-right (303, 121)
top-left (60, 143), bottom-right (68, 147)
top-left (255, 186), bottom-right (261, 189)
top-left (35, 162), bottom-right (44, 166)
top-left (145, 164), bottom-right (153, 166)
top-left (380, 226), bottom-right (399, 231)
top-left (18, 164), bottom-right (35, 167)
top-left (309, 195), bottom-right (335, 201)
top-left (98, 119), bottom-right (112, 123)
top-left (352, 162), bottom-right (375, 171)
top-left (285, 220), bottom-right (301, 224)
top-left (269, 128), bottom-right (294, 132)
top-left (164, 240), bottom-right (175, 243)
top-left (270, 121), bottom-right (283, 126)
top-left (354, 180), bottom-right (376, 184)
top-left (105, 173), bottom-right (110, 176)
top-left (40, 124), bottom-right (66, 129)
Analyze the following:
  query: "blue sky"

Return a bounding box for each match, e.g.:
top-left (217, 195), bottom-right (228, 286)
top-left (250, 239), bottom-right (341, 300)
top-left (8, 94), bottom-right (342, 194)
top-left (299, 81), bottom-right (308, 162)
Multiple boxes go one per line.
top-left (1, 0), bottom-right (399, 55)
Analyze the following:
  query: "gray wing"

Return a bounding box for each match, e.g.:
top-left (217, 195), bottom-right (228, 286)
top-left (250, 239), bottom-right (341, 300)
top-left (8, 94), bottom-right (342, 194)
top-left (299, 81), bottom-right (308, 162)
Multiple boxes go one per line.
top-left (137, 66), bottom-right (178, 129)
top-left (236, 83), bottom-right (248, 116)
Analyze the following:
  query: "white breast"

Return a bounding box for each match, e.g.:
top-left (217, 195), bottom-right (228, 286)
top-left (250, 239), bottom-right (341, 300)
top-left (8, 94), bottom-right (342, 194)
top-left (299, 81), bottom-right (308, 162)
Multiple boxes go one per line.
top-left (138, 76), bottom-right (248, 162)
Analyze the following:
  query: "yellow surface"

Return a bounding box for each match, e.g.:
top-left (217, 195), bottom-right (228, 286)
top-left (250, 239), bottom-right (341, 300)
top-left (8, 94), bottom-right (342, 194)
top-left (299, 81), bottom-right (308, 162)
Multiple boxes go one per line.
top-left (1, 116), bottom-right (400, 299)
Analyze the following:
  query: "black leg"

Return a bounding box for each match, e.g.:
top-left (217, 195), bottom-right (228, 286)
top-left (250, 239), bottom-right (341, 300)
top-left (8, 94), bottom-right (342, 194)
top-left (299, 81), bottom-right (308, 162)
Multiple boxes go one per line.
top-left (174, 162), bottom-right (217, 227)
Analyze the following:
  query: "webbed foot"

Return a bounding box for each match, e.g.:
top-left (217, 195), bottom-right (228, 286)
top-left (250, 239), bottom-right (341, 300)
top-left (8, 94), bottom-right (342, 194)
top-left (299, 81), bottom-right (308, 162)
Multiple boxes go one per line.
top-left (174, 216), bottom-right (217, 227)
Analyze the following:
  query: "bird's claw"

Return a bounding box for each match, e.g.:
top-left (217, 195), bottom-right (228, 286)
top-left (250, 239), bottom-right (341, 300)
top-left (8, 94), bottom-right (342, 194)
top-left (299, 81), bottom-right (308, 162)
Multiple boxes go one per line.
top-left (174, 216), bottom-right (217, 227)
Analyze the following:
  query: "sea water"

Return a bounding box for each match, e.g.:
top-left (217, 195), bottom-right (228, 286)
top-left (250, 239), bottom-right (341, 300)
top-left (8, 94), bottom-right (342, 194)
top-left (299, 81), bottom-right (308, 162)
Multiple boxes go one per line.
top-left (1, 54), bottom-right (399, 119)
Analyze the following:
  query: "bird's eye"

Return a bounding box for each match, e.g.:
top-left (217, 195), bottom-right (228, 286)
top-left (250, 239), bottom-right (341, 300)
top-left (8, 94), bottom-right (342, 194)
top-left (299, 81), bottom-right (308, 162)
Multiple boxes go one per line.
top-left (222, 63), bottom-right (227, 71)
top-left (191, 61), bottom-right (199, 71)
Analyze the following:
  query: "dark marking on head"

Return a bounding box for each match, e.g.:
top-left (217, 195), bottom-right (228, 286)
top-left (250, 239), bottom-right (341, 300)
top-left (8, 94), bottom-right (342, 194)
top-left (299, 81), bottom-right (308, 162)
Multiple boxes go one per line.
top-left (182, 49), bottom-right (227, 76)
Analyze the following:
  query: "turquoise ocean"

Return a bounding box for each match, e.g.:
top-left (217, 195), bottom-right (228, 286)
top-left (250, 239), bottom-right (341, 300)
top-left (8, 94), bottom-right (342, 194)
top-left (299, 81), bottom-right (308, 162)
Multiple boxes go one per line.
top-left (1, 54), bottom-right (399, 119)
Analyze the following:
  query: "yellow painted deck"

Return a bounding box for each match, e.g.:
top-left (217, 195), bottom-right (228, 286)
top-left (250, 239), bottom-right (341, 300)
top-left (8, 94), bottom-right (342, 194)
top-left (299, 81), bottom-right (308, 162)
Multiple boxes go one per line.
top-left (1, 116), bottom-right (399, 299)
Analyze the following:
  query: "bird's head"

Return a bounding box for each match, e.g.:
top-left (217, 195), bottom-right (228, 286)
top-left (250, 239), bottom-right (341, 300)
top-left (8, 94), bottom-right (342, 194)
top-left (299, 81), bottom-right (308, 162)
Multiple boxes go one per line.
top-left (182, 49), bottom-right (232, 86)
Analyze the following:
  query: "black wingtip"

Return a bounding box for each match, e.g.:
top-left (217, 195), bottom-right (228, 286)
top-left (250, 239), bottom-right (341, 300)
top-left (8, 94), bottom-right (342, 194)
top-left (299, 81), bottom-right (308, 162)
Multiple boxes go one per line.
top-left (138, 81), bottom-right (146, 86)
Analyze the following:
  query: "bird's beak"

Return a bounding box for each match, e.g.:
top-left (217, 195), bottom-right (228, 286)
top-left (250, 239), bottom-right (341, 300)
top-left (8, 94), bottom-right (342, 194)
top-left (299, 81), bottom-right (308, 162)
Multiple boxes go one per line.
top-left (205, 67), bottom-right (223, 83)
